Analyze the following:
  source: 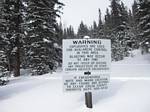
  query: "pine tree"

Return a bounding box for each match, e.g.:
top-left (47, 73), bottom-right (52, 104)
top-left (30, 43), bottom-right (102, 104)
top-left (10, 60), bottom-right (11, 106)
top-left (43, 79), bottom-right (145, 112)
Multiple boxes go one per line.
top-left (110, 0), bottom-right (129, 31)
top-left (0, 0), bottom-right (25, 77)
top-left (0, 32), bottom-right (7, 72)
top-left (97, 9), bottom-right (104, 39)
top-left (0, 1), bottom-right (6, 71)
top-left (0, 51), bottom-right (7, 73)
top-left (89, 9), bottom-right (104, 39)
top-left (66, 25), bottom-right (76, 39)
top-left (24, 0), bottom-right (63, 75)
top-left (137, 0), bottom-right (150, 43)
top-left (104, 8), bottom-right (112, 38)
top-left (89, 21), bottom-right (98, 38)
top-left (127, 3), bottom-right (140, 49)
top-left (56, 22), bottom-right (64, 45)
top-left (132, 0), bottom-right (139, 25)
top-left (110, 0), bottom-right (122, 30)
top-left (77, 21), bottom-right (89, 38)
top-left (104, 0), bottom-right (135, 61)
top-left (120, 2), bottom-right (129, 29)
top-left (132, 0), bottom-right (139, 36)
top-left (98, 9), bottom-right (103, 29)
top-left (63, 28), bottom-right (68, 39)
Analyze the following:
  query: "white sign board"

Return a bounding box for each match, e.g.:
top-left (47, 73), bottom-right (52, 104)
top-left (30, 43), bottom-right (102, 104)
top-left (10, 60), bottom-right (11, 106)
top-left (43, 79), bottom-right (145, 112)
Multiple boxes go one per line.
top-left (63, 73), bottom-right (109, 92)
top-left (63, 39), bottom-right (111, 92)
top-left (63, 39), bottom-right (111, 72)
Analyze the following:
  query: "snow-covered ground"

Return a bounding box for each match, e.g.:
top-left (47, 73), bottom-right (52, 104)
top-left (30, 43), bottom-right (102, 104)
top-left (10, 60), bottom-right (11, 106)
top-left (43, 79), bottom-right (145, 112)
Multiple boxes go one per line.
top-left (112, 50), bottom-right (150, 77)
top-left (0, 50), bottom-right (150, 112)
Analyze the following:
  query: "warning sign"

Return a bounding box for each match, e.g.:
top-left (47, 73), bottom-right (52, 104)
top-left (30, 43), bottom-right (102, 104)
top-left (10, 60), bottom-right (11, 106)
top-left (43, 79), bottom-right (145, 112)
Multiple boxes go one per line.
top-left (63, 39), bottom-right (111, 72)
top-left (63, 73), bottom-right (109, 92)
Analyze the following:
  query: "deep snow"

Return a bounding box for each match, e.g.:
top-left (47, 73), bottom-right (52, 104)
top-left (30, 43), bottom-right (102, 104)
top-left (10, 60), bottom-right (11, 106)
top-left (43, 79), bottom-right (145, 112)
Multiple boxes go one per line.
top-left (112, 50), bottom-right (150, 77)
top-left (0, 50), bottom-right (150, 112)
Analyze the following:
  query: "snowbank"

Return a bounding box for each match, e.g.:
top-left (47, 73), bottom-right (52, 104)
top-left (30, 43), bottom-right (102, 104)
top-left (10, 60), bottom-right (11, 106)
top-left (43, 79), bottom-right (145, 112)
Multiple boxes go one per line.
top-left (0, 50), bottom-right (150, 112)
top-left (1, 76), bottom-right (150, 112)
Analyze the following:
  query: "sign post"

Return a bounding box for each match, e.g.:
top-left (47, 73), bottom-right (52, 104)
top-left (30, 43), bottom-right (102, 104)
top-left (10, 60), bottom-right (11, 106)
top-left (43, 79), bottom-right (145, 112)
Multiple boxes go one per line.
top-left (85, 91), bottom-right (93, 108)
top-left (62, 38), bottom-right (111, 109)
top-left (84, 71), bottom-right (92, 108)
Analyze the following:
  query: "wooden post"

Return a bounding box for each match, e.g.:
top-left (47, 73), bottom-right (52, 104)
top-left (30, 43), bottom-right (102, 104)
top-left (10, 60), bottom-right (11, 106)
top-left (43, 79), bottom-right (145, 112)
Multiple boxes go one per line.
top-left (84, 71), bottom-right (93, 108)
top-left (85, 92), bottom-right (93, 108)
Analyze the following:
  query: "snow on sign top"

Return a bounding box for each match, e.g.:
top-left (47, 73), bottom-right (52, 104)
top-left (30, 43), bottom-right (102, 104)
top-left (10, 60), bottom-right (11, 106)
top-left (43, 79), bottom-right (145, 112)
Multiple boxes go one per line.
top-left (63, 39), bottom-right (111, 73)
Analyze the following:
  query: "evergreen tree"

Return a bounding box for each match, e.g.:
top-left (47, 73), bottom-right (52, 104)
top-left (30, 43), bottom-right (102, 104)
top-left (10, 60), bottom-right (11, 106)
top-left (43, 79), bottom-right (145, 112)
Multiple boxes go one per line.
top-left (110, 0), bottom-right (129, 30)
top-left (0, 0), bottom-right (25, 77)
top-left (132, 0), bottom-right (140, 37)
top-left (63, 28), bottom-right (68, 39)
top-left (97, 9), bottom-right (104, 39)
top-left (77, 21), bottom-right (89, 38)
top-left (132, 0), bottom-right (139, 25)
top-left (126, 10), bottom-right (139, 49)
top-left (104, 0), bottom-right (135, 61)
top-left (128, 9), bottom-right (134, 27)
top-left (89, 21), bottom-right (98, 38)
top-left (120, 2), bottom-right (129, 29)
top-left (110, 0), bottom-right (122, 29)
top-left (24, 0), bottom-right (63, 75)
top-left (0, 1), bottom-right (6, 71)
top-left (104, 8), bottom-right (112, 38)
top-left (137, 0), bottom-right (150, 43)
top-left (56, 22), bottom-right (64, 45)
top-left (98, 9), bottom-right (103, 29)
top-left (66, 25), bottom-right (76, 39)
top-left (0, 36), bottom-right (7, 72)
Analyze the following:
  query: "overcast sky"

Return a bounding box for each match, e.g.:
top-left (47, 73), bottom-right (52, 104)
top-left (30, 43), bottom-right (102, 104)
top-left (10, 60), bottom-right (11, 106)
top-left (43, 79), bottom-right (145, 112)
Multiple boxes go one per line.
top-left (59, 0), bottom-right (134, 32)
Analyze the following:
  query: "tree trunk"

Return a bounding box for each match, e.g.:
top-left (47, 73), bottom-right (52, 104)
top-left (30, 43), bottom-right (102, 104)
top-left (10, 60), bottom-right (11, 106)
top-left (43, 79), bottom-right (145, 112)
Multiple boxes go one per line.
top-left (14, 47), bottom-right (20, 77)
top-left (14, 0), bottom-right (21, 77)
